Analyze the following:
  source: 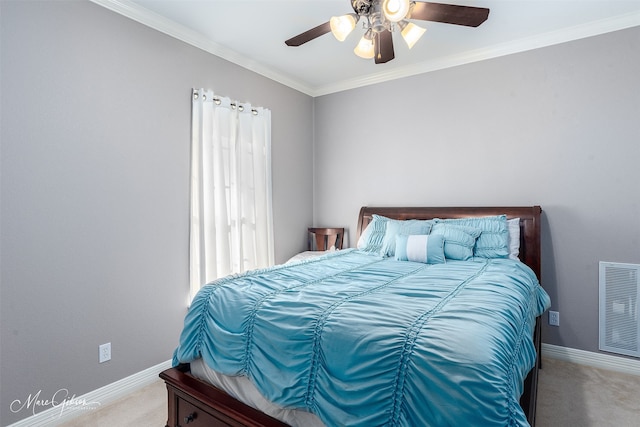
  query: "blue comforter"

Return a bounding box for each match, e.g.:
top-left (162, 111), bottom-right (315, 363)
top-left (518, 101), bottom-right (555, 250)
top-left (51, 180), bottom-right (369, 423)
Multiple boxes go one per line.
top-left (173, 249), bottom-right (550, 426)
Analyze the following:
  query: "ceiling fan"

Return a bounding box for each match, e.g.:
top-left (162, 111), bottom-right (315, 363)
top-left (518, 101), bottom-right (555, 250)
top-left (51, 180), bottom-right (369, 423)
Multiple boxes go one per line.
top-left (285, 0), bottom-right (490, 64)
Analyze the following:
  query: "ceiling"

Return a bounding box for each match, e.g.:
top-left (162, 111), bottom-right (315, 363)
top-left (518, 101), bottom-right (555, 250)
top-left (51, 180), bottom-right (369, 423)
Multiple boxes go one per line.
top-left (93, 0), bottom-right (640, 96)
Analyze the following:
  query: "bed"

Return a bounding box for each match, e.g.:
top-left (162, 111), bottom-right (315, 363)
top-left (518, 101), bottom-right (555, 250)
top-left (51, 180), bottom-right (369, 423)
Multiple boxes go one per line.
top-left (160, 206), bottom-right (550, 427)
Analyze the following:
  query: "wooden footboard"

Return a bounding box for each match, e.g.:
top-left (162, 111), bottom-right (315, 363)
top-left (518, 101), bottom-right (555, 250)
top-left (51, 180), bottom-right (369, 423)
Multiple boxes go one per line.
top-left (160, 364), bottom-right (287, 427)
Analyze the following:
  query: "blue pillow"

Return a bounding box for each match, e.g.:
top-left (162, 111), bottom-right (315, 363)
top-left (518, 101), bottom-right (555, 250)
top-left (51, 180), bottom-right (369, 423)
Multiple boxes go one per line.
top-left (357, 214), bottom-right (389, 254)
top-left (436, 215), bottom-right (509, 258)
top-left (430, 223), bottom-right (481, 261)
top-left (395, 234), bottom-right (445, 264)
top-left (379, 219), bottom-right (433, 257)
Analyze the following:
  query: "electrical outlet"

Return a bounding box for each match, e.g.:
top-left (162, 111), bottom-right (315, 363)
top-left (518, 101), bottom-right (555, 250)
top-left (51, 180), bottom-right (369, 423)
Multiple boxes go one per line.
top-left (548, 311), bottom-right (560, 327)
top-left (99, 342), bottom-right (111, 363)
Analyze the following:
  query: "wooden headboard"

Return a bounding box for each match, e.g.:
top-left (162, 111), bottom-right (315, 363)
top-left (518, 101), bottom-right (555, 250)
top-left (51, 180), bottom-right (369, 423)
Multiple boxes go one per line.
top-left (357, 206), bottom-right (542, 280)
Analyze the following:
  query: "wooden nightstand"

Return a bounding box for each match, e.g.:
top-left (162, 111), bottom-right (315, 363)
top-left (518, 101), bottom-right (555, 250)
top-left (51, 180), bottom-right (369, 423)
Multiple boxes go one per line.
top-left (307, 227), bottom-right (344, 251)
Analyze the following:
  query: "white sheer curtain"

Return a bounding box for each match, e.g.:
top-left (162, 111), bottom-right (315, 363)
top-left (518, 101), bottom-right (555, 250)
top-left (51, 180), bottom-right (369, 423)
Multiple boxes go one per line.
top-left (190, 88), bottom-right (274, 300)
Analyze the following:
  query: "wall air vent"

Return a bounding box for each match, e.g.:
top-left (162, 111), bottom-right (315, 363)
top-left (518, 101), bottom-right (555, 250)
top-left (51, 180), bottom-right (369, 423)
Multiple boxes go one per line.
top-left (599, 262), bottom-right (640, 358)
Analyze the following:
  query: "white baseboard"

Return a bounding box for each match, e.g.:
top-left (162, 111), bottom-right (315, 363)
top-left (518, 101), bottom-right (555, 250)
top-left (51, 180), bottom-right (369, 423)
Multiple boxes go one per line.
top-left (7, 359), bottom-right (171, 427)
top-left (542, 343), bottom-right (640, 376)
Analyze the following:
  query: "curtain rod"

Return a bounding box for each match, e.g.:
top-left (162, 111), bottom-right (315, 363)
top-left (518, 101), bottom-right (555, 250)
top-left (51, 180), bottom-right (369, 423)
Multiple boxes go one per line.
top-left (193, 89), bottom-right (259, 115)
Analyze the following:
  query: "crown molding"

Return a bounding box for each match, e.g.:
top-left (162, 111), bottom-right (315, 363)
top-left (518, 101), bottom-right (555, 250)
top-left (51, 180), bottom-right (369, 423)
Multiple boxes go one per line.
top-left (90, 0), bottom-right (640, 97)
top-left (88, 0), bottom-right (315, 96)
top-left (312, 10), bottom-right (640, 96)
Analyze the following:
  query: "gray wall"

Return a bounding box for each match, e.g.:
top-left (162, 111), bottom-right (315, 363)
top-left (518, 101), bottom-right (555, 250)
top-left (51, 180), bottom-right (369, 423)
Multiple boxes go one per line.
top-left (313, 27), bottom-right (640, 355)
top-left (2, 0), bottom-right (639, 425)
top-left (0, 1), bottom-right (313, 425)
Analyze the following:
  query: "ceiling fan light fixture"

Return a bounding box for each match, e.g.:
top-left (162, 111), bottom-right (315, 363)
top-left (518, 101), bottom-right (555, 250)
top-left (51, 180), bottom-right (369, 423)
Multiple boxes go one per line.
top-left (382, 0), bottom-right (411, 23)
top-left (399, 21), bottom-right (426, 49)
top-left (354, 29), bottom-right (375, 59)
top-left (330, 14), bottom-right (358, 41)
top-left (285, 1), bottom-right (490, 65)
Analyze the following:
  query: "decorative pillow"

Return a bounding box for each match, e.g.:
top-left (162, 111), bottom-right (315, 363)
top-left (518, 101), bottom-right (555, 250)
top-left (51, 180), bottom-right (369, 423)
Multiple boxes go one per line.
top-left (395, 234), bottom-right (445, 264)
top-left (357, 214), bottom-right (389, 253)
top-left (507, 218), bottom-right (520, 260)
top-left (435, 215), bottom-right (509, 259)
top-left (430, 223), bottom-right (481, 261)
top-left (379, 219), bottom-right (433, 257)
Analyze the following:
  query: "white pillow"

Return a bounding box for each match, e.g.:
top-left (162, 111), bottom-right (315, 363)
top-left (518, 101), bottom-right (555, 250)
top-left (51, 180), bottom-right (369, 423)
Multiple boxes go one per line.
top-left (507, 218), bottom-right (520, 260)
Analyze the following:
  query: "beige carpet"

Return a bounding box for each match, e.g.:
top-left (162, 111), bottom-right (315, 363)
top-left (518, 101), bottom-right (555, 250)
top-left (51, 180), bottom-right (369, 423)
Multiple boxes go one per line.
top-left (59, 357), bottom-right (640, 426)
top-left (536, 357), bottom-right (640, 427)
top-left (58, 380), bottom-right (166, 427)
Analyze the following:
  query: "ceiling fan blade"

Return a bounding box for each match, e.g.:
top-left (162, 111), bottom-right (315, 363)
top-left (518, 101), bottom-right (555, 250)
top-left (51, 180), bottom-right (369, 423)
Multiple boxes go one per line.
top-left (374, 30), bottom-right (395, 64)
top-left (410, 2), bottom-right (490, 27)
top-left (285, 21), bottom-right (332, 46)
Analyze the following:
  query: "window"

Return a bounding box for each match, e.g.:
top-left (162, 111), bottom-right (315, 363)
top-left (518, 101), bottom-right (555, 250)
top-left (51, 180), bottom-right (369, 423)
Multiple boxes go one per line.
top-left (189, 89), bottom-right (274, 300)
